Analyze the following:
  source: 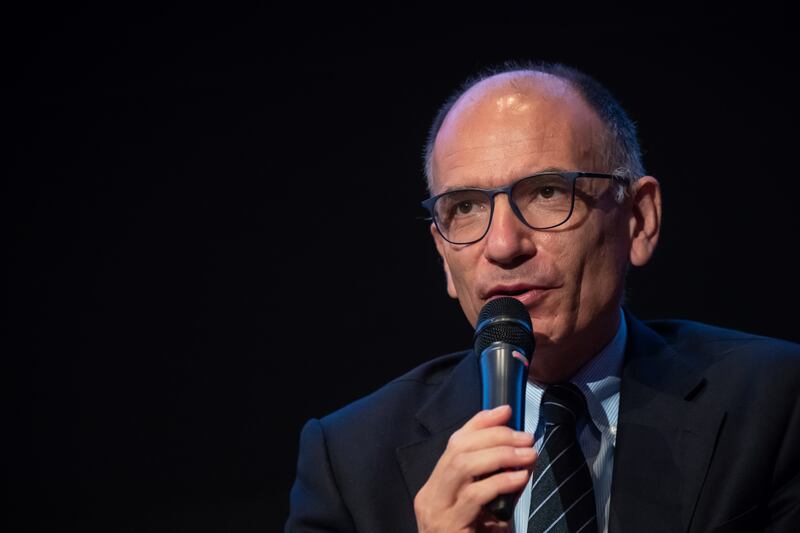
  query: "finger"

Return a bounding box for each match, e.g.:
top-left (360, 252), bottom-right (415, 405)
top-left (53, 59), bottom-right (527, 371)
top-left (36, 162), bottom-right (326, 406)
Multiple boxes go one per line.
top-left (447, 424), bottom-right (533, 456)
top-left (453, 406), bottom-right (532, 452)
top-left (446, 445), bottom-right (537, 486)
top-left (451, 469), bottom-right (531, 520)
top-left (423, 409), bottom-right (532, 510)
top-left (437, 445), bottom-right (535, 495)
top-left (462, 405), bottom-right (513, 432)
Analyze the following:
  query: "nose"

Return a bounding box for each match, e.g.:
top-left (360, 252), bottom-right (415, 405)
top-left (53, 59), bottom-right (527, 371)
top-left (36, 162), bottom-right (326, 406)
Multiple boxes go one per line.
top-left (483, 194), bottom-right (537, 266)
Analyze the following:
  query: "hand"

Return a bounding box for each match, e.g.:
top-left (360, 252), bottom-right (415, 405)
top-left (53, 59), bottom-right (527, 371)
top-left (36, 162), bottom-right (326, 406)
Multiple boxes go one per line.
top-left (414, 405), bottom-right (536, 533)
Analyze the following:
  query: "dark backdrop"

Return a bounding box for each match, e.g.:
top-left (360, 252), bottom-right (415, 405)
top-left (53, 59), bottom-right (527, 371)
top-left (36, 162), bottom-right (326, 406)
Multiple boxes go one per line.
top-left (6, 6), bottom-right (796, 532)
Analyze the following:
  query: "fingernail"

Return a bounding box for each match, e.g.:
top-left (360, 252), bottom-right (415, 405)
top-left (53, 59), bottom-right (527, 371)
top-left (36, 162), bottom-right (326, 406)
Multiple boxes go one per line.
top-left (510, 470), bottom-right (528, 480)
top-left (514, 447), bottom-right (535, 457)
top-left (491, 405), bottom-right (509, 412)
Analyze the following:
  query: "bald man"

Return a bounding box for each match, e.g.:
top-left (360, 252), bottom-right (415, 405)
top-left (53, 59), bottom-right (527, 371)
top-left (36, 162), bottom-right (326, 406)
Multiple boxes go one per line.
top-left (286, 63), bottom-right (800, 533)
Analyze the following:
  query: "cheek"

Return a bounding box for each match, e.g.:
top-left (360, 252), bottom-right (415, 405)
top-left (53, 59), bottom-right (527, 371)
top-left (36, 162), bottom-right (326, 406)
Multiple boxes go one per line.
top-left (443, 248), bottom-right (484, 323)
top-left (443, 250), bottom-right (469, 287)
top-left (576, 225), bottom-right (629, 305)
top-left (543, 222), bottom-right (626, 308)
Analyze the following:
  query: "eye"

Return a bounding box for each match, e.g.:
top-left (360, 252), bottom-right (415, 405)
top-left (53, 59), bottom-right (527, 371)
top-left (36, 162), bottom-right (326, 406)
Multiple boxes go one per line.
top-left (530, 184), bottom-right (567, 201)
top-left (437, 191), bottom-right (489, 223)
top-left (456, 201), bottom-right (474, 214)
top-left (539, 186), bottom-right (556, 199)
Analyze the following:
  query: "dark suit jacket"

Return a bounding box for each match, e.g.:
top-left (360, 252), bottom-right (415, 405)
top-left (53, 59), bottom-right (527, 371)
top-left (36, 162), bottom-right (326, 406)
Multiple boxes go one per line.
top-left (287, 313), bottom-right (800, 532)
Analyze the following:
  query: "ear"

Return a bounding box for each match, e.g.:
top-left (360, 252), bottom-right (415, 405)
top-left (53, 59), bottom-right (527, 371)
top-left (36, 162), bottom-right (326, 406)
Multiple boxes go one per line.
top-left (430, 223), bottom-right (459, 299)
top-left (628, 176), bottom-right (662, 266)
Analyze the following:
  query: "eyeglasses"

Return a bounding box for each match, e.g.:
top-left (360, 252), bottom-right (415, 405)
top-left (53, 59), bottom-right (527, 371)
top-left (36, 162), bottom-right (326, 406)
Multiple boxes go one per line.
top-left (421, 171), bottom-right (630, 245)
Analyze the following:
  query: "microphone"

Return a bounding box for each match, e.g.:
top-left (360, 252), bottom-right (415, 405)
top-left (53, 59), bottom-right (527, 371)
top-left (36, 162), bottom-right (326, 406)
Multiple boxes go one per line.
top-left (473, 296), bottom-right (535, 521)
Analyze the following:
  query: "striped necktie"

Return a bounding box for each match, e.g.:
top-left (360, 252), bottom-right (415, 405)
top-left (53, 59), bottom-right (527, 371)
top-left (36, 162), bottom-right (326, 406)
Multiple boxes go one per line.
top-left (527, 383), bottom-right (597, 533)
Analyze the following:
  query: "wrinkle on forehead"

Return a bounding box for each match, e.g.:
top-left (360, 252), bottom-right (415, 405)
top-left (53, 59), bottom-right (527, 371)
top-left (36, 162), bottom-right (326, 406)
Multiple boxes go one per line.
top-left (438, 139), bottom-right (563, 176)
top-left (440, 133), bottom-right (558, 162)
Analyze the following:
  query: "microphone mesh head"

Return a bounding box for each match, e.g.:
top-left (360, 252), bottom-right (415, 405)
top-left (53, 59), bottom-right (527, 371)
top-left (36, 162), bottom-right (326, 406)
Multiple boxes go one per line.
top-left (473, 297), bottom-right (535, 355)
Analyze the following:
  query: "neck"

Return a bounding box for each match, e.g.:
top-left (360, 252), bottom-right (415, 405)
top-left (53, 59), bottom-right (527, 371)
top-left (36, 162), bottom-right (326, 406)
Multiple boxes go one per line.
top-left (528, 308), bottom-right (621, 384)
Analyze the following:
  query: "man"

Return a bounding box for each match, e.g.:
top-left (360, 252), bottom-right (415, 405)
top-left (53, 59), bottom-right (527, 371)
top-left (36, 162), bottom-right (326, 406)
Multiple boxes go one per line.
top-left (286, 63), bottom-right (800, 532)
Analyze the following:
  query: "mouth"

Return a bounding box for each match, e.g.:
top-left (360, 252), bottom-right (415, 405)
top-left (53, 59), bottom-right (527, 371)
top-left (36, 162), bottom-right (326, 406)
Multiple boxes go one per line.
top-left (484, 284), bottom-right (555, 307)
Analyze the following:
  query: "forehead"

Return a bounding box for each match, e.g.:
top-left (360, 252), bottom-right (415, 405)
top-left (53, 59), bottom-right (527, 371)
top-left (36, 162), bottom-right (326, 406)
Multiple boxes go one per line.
top-left (431, 72), bottom-right (606, 192)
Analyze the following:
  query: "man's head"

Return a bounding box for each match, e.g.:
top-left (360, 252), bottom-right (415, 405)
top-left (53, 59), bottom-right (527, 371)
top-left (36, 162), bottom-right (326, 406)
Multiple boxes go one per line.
top-left (425, 63), bottom-right (661, 383)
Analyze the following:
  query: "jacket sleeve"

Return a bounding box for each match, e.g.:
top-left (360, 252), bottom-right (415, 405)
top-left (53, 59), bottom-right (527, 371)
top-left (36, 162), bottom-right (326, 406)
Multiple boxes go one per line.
top-left (766, 392), bottom-right (800, 532)
top-left (285, 418), bottom-right (357, 533)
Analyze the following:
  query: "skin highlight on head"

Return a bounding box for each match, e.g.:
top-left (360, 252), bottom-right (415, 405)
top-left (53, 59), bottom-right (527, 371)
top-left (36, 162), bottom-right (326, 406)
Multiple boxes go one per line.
top-left (429, 71), bottom-right (661, 383)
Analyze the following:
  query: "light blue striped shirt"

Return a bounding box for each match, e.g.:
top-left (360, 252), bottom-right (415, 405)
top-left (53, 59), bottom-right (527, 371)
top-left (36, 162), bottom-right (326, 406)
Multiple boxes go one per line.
top-left (513, 309), bottom-right (626, 533)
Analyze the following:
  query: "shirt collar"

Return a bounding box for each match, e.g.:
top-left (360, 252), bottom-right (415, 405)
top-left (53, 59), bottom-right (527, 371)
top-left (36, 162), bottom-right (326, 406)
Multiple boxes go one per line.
top-left (570, 308), bottom-right (626, 432)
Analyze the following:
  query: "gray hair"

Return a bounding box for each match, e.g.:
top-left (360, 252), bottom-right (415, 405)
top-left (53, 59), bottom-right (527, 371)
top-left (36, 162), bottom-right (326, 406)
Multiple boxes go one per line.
top-left (423, 61), bottom-right (645, 201)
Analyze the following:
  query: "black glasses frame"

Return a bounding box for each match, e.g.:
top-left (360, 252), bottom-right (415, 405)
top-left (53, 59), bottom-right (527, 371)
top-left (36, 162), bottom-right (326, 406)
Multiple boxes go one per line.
top-left (421, 171), bottom-right (630, 245)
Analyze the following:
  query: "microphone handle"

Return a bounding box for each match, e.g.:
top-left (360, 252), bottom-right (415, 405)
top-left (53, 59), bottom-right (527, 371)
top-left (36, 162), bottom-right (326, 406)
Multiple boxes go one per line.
top-left (479, 342), bottom-right (529, 521)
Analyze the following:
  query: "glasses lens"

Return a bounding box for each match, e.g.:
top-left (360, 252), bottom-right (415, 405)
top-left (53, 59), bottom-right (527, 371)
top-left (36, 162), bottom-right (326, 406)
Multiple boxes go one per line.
top-left (434, 190), bottom-right (492, 243)
top-left (512, 173), bottom-right (574, 228)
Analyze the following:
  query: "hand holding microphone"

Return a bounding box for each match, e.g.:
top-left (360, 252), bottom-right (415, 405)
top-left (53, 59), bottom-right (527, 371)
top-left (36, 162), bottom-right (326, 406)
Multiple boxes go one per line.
top-left (414, 297), bottom-right (536, 532)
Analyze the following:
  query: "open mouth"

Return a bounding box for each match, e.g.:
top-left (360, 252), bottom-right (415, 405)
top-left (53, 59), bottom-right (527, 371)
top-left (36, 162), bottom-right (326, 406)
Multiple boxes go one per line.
top-left (498, 287), bottom-right (530, 297)
top-left (485, 284), bottom-right (554, 306)
top-left (487, 290), bottom-right (530, 301)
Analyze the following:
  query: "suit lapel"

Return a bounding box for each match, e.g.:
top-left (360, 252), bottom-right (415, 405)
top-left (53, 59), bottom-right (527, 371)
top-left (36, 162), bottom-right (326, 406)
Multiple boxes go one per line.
top-left (609, 313), bottom-right (725, 533)
top-left (395, 350), bottom-right (482, 502)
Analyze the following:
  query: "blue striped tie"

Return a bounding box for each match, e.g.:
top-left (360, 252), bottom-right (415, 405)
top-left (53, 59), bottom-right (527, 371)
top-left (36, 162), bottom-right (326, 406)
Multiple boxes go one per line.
top-left (527, 384), bottom-right (597, 533)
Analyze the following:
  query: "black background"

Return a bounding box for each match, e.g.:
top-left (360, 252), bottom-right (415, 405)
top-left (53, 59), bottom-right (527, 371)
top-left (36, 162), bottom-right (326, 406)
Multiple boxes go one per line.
top-left (6, 5), bottom-right (797, 532)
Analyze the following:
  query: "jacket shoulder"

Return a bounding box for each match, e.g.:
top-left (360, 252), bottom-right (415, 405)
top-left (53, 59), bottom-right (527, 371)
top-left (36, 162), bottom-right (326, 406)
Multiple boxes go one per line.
top-left (644, 318), bottom-right (799, 356)
top-left (641, 318), bottom-right (800, 383)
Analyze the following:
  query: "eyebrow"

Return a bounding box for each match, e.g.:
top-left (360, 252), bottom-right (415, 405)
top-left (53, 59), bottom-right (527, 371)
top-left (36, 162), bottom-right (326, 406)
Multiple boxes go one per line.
top-left (437, 166), bottom-right (572, 194)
